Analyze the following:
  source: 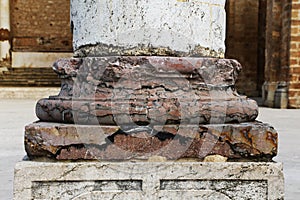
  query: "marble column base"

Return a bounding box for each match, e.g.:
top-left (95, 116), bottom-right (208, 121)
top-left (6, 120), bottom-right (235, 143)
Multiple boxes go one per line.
top-left (14, 161), bottom-right (284, 200)
top-left (36, 56), bottom-right (258, 125)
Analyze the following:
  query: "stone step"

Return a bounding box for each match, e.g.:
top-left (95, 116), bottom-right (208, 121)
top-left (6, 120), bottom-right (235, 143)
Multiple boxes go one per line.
top-left (0, 67), bottom-right (60, 87)
top-left (2, 68), bottom-right (55, 73)
top-left (0, 80), bottom-right (60, 86)
top-left (0, 87), bottom-right (60, 99)
top-left (2, 72), bottom-right (57, 77)
top-left (1, 75), bottom-right (58, 80)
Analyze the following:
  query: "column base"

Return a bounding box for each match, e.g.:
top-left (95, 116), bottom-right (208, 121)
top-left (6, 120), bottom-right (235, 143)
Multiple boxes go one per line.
top-left (25, 121), bottom-right (278, 161)
top-left (36, 56), bottom-right (258, 125)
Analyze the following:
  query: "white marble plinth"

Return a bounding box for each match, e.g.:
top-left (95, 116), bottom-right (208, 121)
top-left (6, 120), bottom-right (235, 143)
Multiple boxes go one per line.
top-left (14, 161), bottom-right (284, 200)
top-left (71, 0), bottom-right (226, 57)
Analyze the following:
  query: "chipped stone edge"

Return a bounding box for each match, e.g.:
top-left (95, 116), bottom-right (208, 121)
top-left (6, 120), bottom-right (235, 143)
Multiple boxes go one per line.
top-left (73, 43), bottom-right (225, 58)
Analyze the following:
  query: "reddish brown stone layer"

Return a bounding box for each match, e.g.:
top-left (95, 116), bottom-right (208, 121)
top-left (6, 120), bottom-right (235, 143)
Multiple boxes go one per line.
top-left (35, 56), bottom-right (258, 125)
top-left (52, 57), bottom-right (242, 99)
top-left (25, 122), bottom-right (277, 161)
top-left (36, 97), bottom-right (258, 125)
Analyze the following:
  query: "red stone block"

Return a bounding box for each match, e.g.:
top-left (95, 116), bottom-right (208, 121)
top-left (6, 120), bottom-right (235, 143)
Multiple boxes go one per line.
top-left (25, 122), bottom-right (277, 161)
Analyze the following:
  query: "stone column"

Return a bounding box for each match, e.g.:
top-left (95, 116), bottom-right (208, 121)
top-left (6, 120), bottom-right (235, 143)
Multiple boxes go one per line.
top-left (71, 0), bottom-right (226, 58)
top-left (15, 1), bottom-right (284, 199)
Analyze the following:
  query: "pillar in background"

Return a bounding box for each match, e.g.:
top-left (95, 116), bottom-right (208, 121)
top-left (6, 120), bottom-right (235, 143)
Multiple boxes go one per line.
top-left (263, 0), bottom-right (291, 108)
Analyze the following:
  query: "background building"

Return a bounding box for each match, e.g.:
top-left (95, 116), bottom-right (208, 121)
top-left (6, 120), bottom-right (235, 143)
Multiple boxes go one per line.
top-left (0, 0), bottom-right (300, 108)
top-left (0, 0), bottom-right (72, 87)
top-left (226, 0), bottom-right (300, 108)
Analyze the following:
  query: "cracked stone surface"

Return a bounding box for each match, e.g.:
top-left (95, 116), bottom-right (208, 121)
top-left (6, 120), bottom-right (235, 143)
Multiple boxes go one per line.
top-left (36, 57), bottom-right (258, 125)
top-left (14, 161), bottom-right (284, 200)
top-left (25, 121), bottom-right (278, 161)
top-left (71, 0), bottom-right (226, 57)
top-left (15, 0), bottom-right (285, 199)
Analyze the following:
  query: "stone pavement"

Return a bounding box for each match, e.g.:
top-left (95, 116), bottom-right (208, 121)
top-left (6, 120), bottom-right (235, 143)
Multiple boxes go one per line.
top-left (0, 99), bottom-right (299, 200)
top-left (258, 107), bottom-right (300, 200)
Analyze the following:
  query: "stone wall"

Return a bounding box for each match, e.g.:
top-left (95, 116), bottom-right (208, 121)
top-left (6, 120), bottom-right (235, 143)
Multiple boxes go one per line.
top-left (10, 0), bottom-right (72, 52)
top-left (289, 0), bottom-right (300, 108)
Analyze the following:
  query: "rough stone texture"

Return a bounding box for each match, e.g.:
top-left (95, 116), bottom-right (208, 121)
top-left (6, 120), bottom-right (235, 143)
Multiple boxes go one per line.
top-left (71, 0), bottom-right (226, 57)
top-left (36, 98), bottom-right (258, 125)
top-left (25, 121), bottom-right (278, 161)
top-left (36, 57), bottom-right (258, 125)
top-left (14, 161), bottom-right (284, 200)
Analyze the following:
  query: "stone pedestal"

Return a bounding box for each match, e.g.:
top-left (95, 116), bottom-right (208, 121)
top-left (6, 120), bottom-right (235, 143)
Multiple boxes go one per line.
top-left (14, 0), bottom-right (284, 199)
top-left (24, 56), bottom-right (278, 162)
top-left (14, 161), bottom-right (284, 200)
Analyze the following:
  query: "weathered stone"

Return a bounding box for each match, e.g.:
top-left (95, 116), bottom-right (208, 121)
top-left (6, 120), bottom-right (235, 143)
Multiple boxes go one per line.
top-left (71, 0), bottom-right (226, 57)
top-left (36, 98), bottom-right (258, 125)
top-left (52, 57), bottom-right (242, 89)
top-left (203, 155), bottom-right (228, 162)
top-left (14, 161), bottom-right (284, 200)
top-left (14, 0), bottom-right (286, 199)
top-left (25, 121), bottom-right (278, 161)
top-left (36, 57), bottom-right (258, 125)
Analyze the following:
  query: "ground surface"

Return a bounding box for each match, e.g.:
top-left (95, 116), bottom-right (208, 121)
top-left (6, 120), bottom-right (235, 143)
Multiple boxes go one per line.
top-left (0, 99), bottom-right (299, 199)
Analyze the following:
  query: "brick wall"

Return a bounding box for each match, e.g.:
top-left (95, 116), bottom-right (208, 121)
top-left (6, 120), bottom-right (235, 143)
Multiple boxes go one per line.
top-left (226, 0), bottom-right (300, 108)
top-left (226, 0), bottom-right (260, 97)
top-left (10, 0), bottom-right (72, 52)
top-left (289, 0), bottom-right (300, 108)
